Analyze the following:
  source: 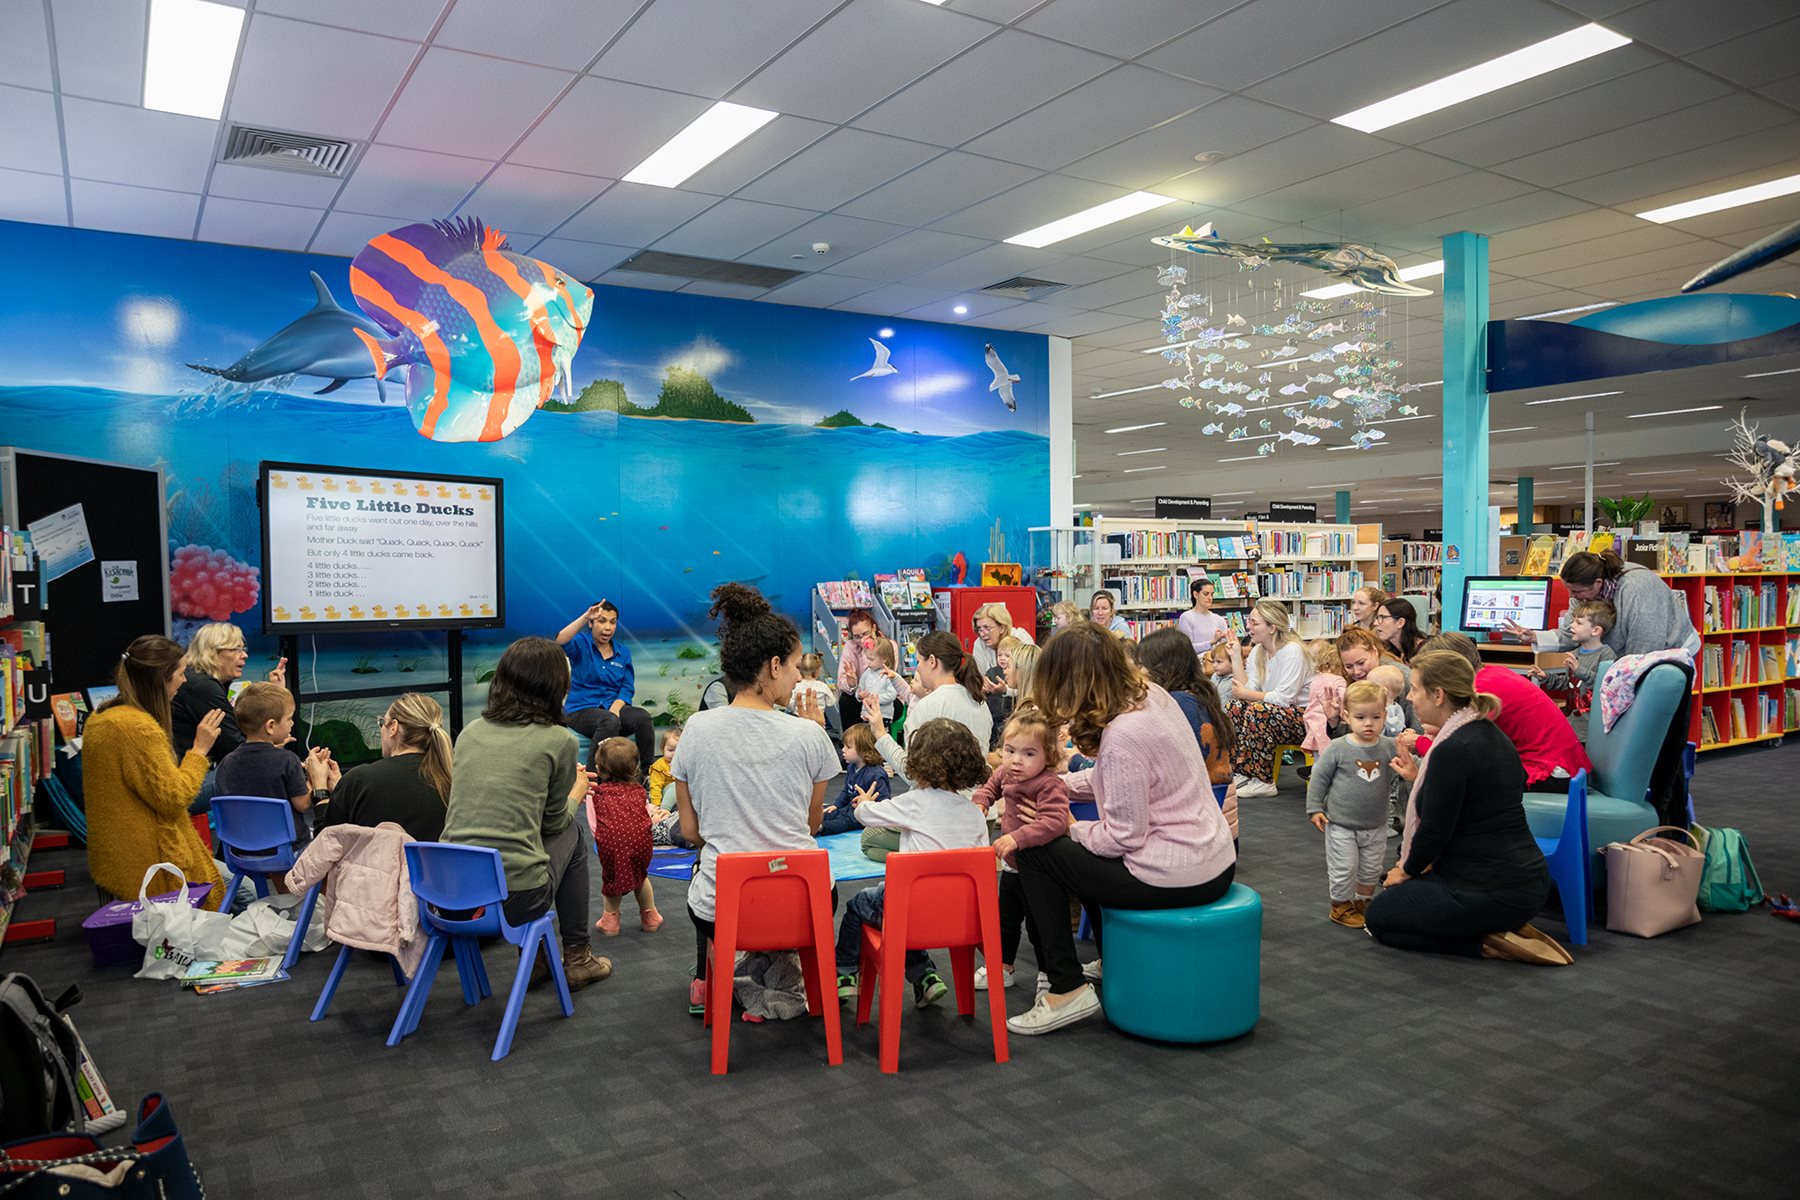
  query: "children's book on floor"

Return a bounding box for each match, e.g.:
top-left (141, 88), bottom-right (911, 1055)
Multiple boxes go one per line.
top-left (181, 956), bottom-right (288, 991)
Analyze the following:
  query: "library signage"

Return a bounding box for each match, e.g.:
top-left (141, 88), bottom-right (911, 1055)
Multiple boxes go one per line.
top-left (1153, 495), bottom-right (1211, 519)
top-left (1267, 501), bottom-right (1317, 521)
top-left (1424, 527), bottom-right (1443, 540)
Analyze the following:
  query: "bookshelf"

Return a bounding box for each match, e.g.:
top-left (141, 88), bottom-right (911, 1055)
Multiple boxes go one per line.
top-left (1665, 570), bottom-right (1796, 752)
top-left (810, 579), bottom-right (877, 686)
top-left (1400, 541), bottom-right (1444, 604)
top-left (1, 529), bottom-right (55, 949)
top-left (1256, 522), bottom-right (1383, 640)
top-left (1043, 519), bottom-right (1260, 642)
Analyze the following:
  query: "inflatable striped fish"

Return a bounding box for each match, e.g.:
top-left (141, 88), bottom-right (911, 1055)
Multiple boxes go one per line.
top-left (349, 218), bottom-right (594, 442)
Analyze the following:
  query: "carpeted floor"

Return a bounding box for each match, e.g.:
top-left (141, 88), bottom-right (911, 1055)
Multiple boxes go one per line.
top-left (7, 744), bottom-right (1797, 1198)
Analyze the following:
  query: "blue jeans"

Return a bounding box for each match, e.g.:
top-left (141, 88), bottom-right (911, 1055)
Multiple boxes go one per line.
top-left (834, 883), bottom-right (934, 982)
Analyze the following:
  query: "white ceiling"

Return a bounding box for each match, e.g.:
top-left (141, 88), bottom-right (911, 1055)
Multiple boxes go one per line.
top-left (4, 0), bottom-right (1800, 511)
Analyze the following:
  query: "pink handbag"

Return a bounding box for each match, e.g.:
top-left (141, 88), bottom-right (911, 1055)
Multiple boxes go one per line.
top-left (1603, 826), bottom-right (1704, 938)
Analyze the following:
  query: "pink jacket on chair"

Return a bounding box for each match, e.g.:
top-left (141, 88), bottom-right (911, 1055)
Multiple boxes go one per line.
top-left (285, 822), bottom-right (424, 978)
top-left (1301, 672), bottom-right (1348, 755)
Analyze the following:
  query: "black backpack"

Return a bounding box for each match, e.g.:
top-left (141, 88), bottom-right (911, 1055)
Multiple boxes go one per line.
top-left (0, 974), bottom-right (86, 1140)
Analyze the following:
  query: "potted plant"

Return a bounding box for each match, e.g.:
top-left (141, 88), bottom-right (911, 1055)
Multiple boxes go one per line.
top-left (1598, 493), bottom-right (1656, 536)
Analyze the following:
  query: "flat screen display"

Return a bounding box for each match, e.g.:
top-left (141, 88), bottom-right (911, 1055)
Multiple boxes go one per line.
top-left (1461, 576), bottom-right (1551, 632)
top-left (259, 461), bottom-right (504, 634)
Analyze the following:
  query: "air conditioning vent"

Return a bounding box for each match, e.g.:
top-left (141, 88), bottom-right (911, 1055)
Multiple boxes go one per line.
top-left (220, 125), bottom-right (355, 177)
top-left (982, 275), bottom-right (1067, 300)
top-left (614, 250), bottom-right (805, 289)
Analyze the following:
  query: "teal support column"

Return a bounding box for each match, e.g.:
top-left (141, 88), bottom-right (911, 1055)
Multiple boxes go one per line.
top-left (1441, 231), bottom-right (1489, 631)
top-left (1335, 490), bottom-right (1350, 524)
top-left (1518, 476), bottom-right (1534, 535)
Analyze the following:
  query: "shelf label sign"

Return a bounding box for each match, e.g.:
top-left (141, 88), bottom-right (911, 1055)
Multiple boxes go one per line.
top-left (1267, 501), bottom-right (1317, 521)
top-left (1424, 527), bottom-right (1443, 540)
top-left (1153, 495), bottom-right (1211, 519)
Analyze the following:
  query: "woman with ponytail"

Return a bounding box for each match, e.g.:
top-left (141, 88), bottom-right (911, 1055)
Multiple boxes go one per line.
top-left (1507, 549), bottom-right (1698, 658)
top-left (1364, 651), bottom-right (1565, 965)
top-left (317, 693), bottom-right (455, 843)
top-left (865, 629), bottom-right (992, 785)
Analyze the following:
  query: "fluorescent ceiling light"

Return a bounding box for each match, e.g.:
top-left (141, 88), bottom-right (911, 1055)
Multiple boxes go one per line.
top-left (1745, 366), bottom-right (1800, 378)
top-left (1090, 384), bottom-right (1163, 399)
top-left (1626, 469), bottom-right (1696, 476)
top-left (1302, 260), bottom-right (1443, 300)
top-left (1518, 301), bottom-right (1617, 320)
top-left (1492, 425), bottom-right (1537, 434)
top-left (1524, 390), bottom-right (1622, 406)
top-left (1004, 192), bottom-right (1178, 249)
top-left (1369, 414), bottom-right (1431, 425)
top-left (1122, 465), bottom-right (1168, 473)
top-left (1117, 447), bottom-right (1168, 456)
top-left (1218, 455), bottom-right (1262, 463)
top-left (623, 101), bottom-right (779, 188)
top-left (1549, 461), bottom-right (1621, 470)
top-left (143, 0), bottom-right (245, 119)
top-left (1637, 170), bottom-right (1800, 224)
top-left (953, 305), bottom-right (969, 315)
top-left (1105, 422), bottom-right (1166, 434)
top-left (1213, 490), bottom-right (1256, 497)
top-left (1625, 405), bottom-right (1723, 419)
top-left (1332, 23), bottom-right (1631, 133)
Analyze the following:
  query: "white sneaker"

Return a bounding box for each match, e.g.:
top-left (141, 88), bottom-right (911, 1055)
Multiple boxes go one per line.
top-left (1006, 984), bottom-right (1102, 1036)
top-left (1081, 958), bottom-right (1102, 982)
top-left (1236, 778), bottom-right (1279, 799)
top-left (1231, 773), bottom-right (1250, 788)
top-left (974, 964), bottom-right (1014, 991)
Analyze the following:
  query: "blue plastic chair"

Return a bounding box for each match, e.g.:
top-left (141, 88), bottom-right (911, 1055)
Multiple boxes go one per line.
top-left (211, 793), bottom-right (309, 906)
top-left (1534, 768), bottom-right (1591, 946)
top-left (389, 842), bottom-right (573, 1062)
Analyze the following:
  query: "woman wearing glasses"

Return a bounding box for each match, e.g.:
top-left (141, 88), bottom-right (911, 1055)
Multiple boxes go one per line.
top-left (171, 622), bottom-right (288, 813)
top-left (1371, 598), bottom-right (1424, 663)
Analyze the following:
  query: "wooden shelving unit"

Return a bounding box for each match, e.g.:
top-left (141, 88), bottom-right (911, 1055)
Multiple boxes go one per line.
top-left (1256, 522), bottom-right (1383, 640)
top-left (1080, 518), bottom-right (1261, 642)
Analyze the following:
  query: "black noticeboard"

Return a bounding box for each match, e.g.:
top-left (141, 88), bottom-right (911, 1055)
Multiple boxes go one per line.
top-left (1244, 511), bottom-right (1268, 521)
top-left (1267, 500), bottom-right (1317, 521)
top-left (1, 448), bottom-right (169, 706)
top-left (1154, 495), bottom-right (1211, 519)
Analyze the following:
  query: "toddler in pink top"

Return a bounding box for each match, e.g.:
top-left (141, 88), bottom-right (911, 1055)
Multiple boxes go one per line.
top-left (971, 707), bottom-right (1070, 991)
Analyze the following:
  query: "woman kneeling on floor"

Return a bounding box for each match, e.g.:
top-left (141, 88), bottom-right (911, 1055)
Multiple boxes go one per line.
top-left (1365, 651), bottom-right (1570, 965)
top-left (1009, 622), bottom-right (1237, 1035)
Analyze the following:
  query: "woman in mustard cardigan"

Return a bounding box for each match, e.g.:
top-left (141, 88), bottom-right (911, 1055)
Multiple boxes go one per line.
top-left (84, 635), bottom-right (227, 909)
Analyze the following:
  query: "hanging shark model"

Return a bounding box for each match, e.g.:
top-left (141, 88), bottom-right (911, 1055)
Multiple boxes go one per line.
top-left (984, 344), bottom-right (1020, 411)
top-left (1151, 224), bottom-right (1433, 296)
top-left (185, 272), bottom-right (398, 399)
top-left (850, 337), bottom-right (898, 381)
top-left (1682, 217), bottom-right (1800, 292)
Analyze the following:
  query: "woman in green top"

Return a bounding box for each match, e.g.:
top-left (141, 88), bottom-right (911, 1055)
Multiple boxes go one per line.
top-left (442, 637), bottom-right (612, 990)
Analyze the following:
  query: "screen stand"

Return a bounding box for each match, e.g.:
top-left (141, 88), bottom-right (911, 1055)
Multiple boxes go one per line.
top-left (280, 629), bottom-right (468, 742)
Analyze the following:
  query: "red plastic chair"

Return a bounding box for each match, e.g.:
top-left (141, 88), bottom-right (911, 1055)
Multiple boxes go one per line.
top-left (854, 847), bottom-right (1010, 1074)
top-left (704, 850), bottom-right (843, 1075)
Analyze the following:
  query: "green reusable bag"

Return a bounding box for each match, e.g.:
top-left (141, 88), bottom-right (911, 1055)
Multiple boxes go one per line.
top-left (1692, 823), bottom-right (1765, 913)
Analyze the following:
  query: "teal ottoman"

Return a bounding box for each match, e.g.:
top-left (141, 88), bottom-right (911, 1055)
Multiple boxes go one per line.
top-left (1100, 884), bottom-right (1262, 1043)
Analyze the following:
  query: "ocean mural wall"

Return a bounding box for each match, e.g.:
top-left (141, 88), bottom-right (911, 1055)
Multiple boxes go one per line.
top-left (0, 219), bottom-right (1050, 751)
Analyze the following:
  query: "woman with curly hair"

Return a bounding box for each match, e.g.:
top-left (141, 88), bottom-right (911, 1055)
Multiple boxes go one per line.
top-left (1008, 622), bottom-right (1236, 1036)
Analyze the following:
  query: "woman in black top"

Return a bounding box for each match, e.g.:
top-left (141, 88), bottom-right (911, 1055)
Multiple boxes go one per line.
top-left (1365, 651), bottom-right (1567, 965)
top-left (171, 622), bottom-right (287, 813)
top-left (316, 693), bottom-right (453, 842)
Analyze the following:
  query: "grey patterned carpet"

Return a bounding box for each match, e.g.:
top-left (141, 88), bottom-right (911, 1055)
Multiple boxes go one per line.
top-left (8, 743), bottom-right (1797, 1198)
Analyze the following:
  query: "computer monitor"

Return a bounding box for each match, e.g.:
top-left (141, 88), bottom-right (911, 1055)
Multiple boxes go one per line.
top-left (1460, 576), bottom-right (1552, 632)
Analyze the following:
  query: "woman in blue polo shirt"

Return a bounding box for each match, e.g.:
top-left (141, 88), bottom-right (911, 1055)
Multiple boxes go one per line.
top-left (555, 600), bottom-right (656, 775)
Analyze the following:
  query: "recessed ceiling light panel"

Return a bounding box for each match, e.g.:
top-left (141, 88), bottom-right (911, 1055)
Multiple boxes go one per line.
top-left (1004, 192), bottom-right (1178, 249)
top-left (143, 0), bottom-right (245, 120)
top-left (623, 101), bottom-right (778, 188)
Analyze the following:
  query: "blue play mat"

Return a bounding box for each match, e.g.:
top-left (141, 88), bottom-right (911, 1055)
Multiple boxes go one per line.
top-left (646, 831), bottom-right (884, 883)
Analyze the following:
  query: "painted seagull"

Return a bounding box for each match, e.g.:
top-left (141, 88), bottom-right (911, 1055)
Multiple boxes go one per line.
top-left (185, 271), bottom-right (400, 400)
top-left (984, 344), bottom-right (1020, 411)
top-left (850, 338), bottom-right (898, 381)
top-left (1151, 225), bottom-right (1434, 296)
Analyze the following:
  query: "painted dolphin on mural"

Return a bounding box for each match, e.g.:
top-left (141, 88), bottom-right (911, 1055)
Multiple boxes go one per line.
top-left (1151, 225), bottom-right (1433, 296)
top-left (1682, 217), bottom-right (1800, 292)
top-left (184, 272), bottom-right (398, 399)
top-left (348, 218), bottom-right (594, 443)
top-left (984, 344), bottom-right (1019, 411)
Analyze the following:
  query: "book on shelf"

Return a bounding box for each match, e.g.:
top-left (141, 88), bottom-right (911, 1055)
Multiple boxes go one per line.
top-left (816, 580), bottom-right (876, 609)
top-left (1787, 688), bottom-right (1800, 732)
top-left (1785, 532), bottom-right (1800, 572)
top-left (1522, 535), bottom-right (1556, 577)
top-left (1729, 697), bottom-right (1749, 741)
top-left (1702, 644), bottom-right (1724, 689)
top-left (1730, 640), bottom-right (1750, 686)
top-left (1763, 645), bottom-right (1784, 684)
top-left (1703, 585), bottom-right (1722, 632)
top-left (1758, 693), bottom-right (1780, 736)
top-left (1699, 705), bottom-right (1721, 746)
top-left (1657, 532), bottom-right (1692, 573)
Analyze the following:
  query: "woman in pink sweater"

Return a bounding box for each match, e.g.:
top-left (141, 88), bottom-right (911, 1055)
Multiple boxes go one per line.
top-left (1008, 623), bottom-right (1237, 1036)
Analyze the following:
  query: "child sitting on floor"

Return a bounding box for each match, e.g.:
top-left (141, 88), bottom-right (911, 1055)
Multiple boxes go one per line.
top-left (1305, 681), bottom-right (1395, 929)
top-left (646, 726), bottom-right (692, 847)
top-left (822, 722), bottom-right (890, 836)
top-left (588, 737), bottom-right (661, 935)
top-left (835, 718), bottom-right (991, 1009)
top-left (971, 706), bottom-right (1070, 992)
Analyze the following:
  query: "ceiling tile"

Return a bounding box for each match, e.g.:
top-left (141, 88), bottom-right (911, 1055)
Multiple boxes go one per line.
top-left (595, 269), bottom-right (687, 291)
top-left (1143, 0), bottom-right (1442, 92)
top-left (197, 196), bottom-right (324, 252)
top-left (1037, 255), bottom-right (1145, 287)
top-left (1660, 197), bottom-right (1800, 244)
top-left (517, 236), bottom-right (636, 281)
top-left (0, 0), bottom-right (52, 89)
top-left (257, 0), bottom-right (445, 40)
top-left (591, 0), bottom-right (841, 99)
top-left (378, 47), bottom-right (573, 159)
top-left (650, 196), bottom-right (814, 258)
top-left (969, 303), bottom-right (1071, 331)
top-left (1560, 120), bottom-right (1800, 207)
top-left (309, 209), bottom-right (415, 257)
top-left (902, 242), bottom-right (1063, 290)
top-left (827, 281), bottom-right (954, 314)
top-left (69, 179), bottom-right (197, 239)
top-left (0, 85), bottom-right (62, 175)
top-left (205, 162), bottom-right (348, 208)
top-left (962, 65), bottom-right (1220, 171)
top-left (1181, 123), bottom-right (1385, 204)
top-left (929, 172), bottom-right (1129, 240)
top-left (945, 0), bottom-right (1042, 21)
top-left (1042, 270), bottom-right (1165, 312)
top-left (1493, 225), bottom-right (1701, 280)
top-left (835, 150), bottom-right (1039, 226)
top-left (1496, 93), bottom-right (1793, 188)
top-left (61, 98), bottom-right (217, 193)
top-left (1609, 0), bottom-right (1795, 55)
top-left (853, 30), bottom-right (1114, 147)
top-left (550, 181), bottom-right (717, 245)
top-left (457, 162), bottom-right (612, 236)
top-left (1756, 72), bottom-right (1800, 110)
top-left (1688, 15), bottom-right (1800, 87)
top-left (1337, 169), bottom-right (1536, 234)
top-left (1018, 0), bottom-right (1232, 58)
top-left (435, 0), bottom-right (640, 69)
top-left (1239, 149), bottom-right (1467, 226)
top-left (1486, 209), bottom-right (1643, 257)
top-left (897, 292), bottom-right (1019, 321)
top-left (830, 228), bottom-right (993, 281)
top-left (730, 0), bottom-right (994, 123)
top-left (760, 271), bottom-right (882, 308)
top-left (509, 75), bottom-right (712, 178)
top-left (334, 143), bottom-right (492, 220)
top-left (675, 114), bottom-right (835, 197)
top-left (50, 0), bottom-right (143, 104)
top-left (0, 167), bottom-right (67, 225)
top-left (740, 212), bottom-right (911, 270)
top-left (1063, 96), bottom-right (1316, 194)
top-left (736, 127), bottom-right (940, 210)
top-left (229, 15), bottom-right (416, 142)
top-left (678, 278), bottom-right (771, 299)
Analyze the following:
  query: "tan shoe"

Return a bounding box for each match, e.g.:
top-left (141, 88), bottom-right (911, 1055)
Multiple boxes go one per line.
top-left (562, 944), bottom-right (614, 990)
top-left (1329, 900), bottom-right (1366, 928)
top-left (1480, 926), bottom-right (1572, 966)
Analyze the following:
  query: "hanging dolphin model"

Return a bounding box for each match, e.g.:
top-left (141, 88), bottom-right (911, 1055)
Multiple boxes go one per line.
top-left (851, 338), bottom-right (897, 381)
top-left (1682, 217), bottom-right (1800, 292)
top-left (185, 271), bottom-right (398, 399)
top-left (1151, 225), bottom-right (1434, 296)
top-left (984, 344), bottom-right (1020, 411)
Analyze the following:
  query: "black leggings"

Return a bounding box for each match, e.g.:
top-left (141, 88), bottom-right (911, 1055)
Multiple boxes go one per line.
top-left (570, 704), bottom-right (656, 776)
top-left (998, 870), bottom-right (1040, 967)
top-left (1017, 838), bottom-right (1235, 996)
top-left (494, 819), bottom-right (593, 949)
top-left (1363, 874), bottom-right (1545, 957)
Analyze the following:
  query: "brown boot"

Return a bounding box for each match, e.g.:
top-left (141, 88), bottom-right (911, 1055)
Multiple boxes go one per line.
top-left (1329, 900), bottom-right (1366, 928)
top-left (562, 944), bottom-right (614, 990)
top-left (1480, 925), bottom-right (1572, 966)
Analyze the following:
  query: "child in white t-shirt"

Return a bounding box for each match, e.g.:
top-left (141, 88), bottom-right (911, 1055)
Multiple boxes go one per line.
top-left (789, 652), bottom-right (835, 715)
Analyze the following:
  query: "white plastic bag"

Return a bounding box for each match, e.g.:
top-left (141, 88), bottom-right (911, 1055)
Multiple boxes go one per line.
top-left (131, 863), bottom-right (232, 980)
top-left (219, 894), bottom-right (329, 958)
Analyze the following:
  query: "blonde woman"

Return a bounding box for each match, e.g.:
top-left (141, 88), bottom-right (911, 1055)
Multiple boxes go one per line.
top-left (1348, 587), bottom-right (1388, 632)
top-left (317, 693), bottom-right (455, 843)
top-left (974, 602), bottom-right (1033, 735)
top-left (1003, 640), bottom-right (1041, 707)
top-left (1223, 600), bottom-right (1313, 798)
top-left (172, 622), bottom-right (288, 812)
